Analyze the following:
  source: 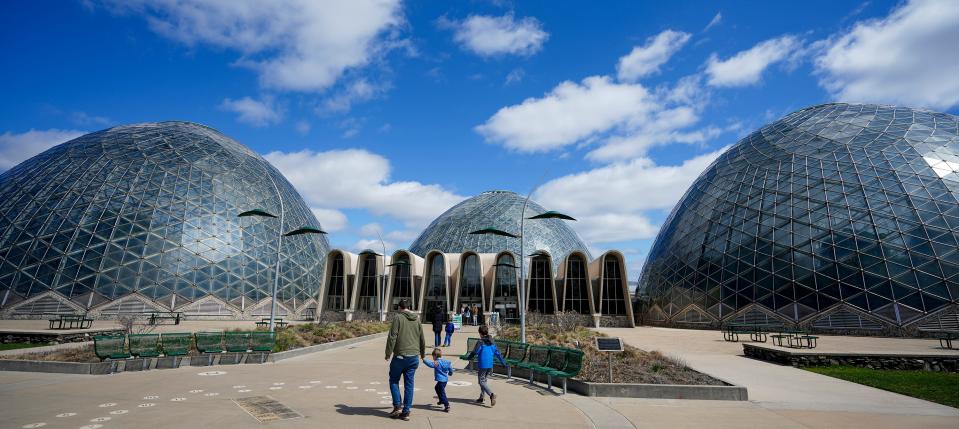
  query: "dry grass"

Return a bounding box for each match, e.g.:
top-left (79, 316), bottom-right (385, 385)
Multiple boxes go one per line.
top-left (500, 323), bottom-right (724, 386)
top-left (5, 344), bottom-right (100, 363)
top-left (273, 320), bottom-right (389, 352)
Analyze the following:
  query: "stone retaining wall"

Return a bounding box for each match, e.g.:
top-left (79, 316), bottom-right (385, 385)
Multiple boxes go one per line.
top-left (743, 344), bottom-right (959, 372)
top-left (1, 330), bottom-right (125, 345)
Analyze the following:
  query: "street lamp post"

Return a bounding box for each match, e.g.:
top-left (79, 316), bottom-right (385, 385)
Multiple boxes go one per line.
top-left (239, 209), bottom-right (327, 332)
top-left (375, 231), bottom-right (388, 322)
top-left (469, 195), bottom-right (575, 343)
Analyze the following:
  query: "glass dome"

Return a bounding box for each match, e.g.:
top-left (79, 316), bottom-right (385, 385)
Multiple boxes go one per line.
top-left (641, 103), bottom-right (959, 330)
top-left (0, 122), bottom-right (328, 313)
top-left (410, 190), bottom-right (591, 270)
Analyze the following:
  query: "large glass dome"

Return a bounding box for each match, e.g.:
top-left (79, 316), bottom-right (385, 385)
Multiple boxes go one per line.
top-left (0, 122), bottom-right (328, 314)
top-left (410, 190), bottom-right (591, 268)
top-left (641, 103), bottom-right (959, 331)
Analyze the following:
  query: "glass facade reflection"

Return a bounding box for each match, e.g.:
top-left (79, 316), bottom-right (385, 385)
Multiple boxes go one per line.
top-left (409, 190), bottom-right (591, 272)
top-left (0, 122), bottom-right (328, 314)
top-left (641, 104), bottom-right (959, 330)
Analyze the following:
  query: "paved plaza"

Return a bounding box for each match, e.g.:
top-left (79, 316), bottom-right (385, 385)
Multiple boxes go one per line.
top-left (1, 325), bottom-right (958, 428)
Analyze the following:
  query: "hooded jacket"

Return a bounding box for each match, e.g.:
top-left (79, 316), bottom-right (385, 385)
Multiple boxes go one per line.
top-left (466, 336), bottom-right (507, 369)
top-left (423, 357), bottom-right (454, 382)
top-left (385, 310), bottom-right (426, 359)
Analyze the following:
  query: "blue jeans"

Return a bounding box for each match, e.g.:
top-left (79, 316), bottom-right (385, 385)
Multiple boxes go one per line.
top-left (435, 381), bottom-right (448, 407)
top-left (477, 368), bottom-right (494, 398)
top-left (389, 356), bottom-right (419, 412)
top-left (434, 331), bottom-right (441, 347)
top-left (443, 332), bottom-right (453, 346)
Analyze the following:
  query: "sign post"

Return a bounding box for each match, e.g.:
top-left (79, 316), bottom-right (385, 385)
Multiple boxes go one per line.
top-left (594, 337), bottom-right (624, 383)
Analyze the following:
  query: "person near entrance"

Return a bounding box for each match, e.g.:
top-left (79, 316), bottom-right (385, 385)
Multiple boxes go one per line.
top-left (431, 304), bottom-right (447, 347)
top-left (385, 299), bottom-right (425, 420)
top-left (471, 305), bottom-right (479, 326)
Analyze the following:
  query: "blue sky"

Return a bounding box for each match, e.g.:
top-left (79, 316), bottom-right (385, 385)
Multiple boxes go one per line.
top-left (2, 0), bottom-right (958, 280)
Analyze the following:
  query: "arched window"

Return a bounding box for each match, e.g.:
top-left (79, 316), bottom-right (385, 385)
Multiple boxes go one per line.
top-left (390, 254), bottom-right (414, 311)
top-left (564, 255), bottom-right (590, 314)
top-left (601, 255), bottom-right (626, 315)
top-left (424, 253), bottom-right (447, 321)
top-left (356, 253), bottom-right (378, 312)
top-left (528, 255), bottom-right (554, 314)
top-left (325, 253), bottom-right (346, 310)
top-left (492, 254), bottom-right (518, 323)
top-left (459, 254), bottom-right (483, 320)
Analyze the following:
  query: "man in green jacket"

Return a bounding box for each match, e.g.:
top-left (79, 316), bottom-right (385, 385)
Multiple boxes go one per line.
top-left (385, 299), bottom-right (425, 420)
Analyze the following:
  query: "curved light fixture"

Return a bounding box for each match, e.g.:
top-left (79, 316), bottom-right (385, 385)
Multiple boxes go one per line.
top-left (283, 226), bottom-right (328, 236)
top-left (468, 227), bottom-right (520, 238)
top-left (238, 209), bottom-right (278, 218)
top-left (527, 210), bottom-right (576, 221)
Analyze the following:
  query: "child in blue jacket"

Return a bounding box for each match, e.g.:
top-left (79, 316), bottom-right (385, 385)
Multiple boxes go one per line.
top-left (465, 325), bottom-right (507, 406)
top-left (443, 319), bottom-right (455, 347)
top-left (422, 348), bottom-right (455, 412)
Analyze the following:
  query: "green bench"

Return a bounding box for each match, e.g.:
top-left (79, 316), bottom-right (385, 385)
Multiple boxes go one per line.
top-left (459, 337), bottom-right (480, 368)
top-left (48, 314), bottom-right (94, 330)
top-left (255, 318), bottom-right (288, 329)
top-left (160, 332), bottom-right (192, 356)
top-left (195, 332), bottom-right (225, 353)
top-left (148, 312), bottom-right (182, 325)
top-left (224, 332), bottom-right (251, 352)
top-left (251, 331), bottom-right (276, 352)
top-left (516, 345), bottom-right (552, 383)
top-left (93, 335), bottom-right (130, 361)
top-left (129, 333), bottom-right (161, 358)
top-left (503, 341), bottom-right (528, 379)
top-left (545, 347), bottom-right (585, 394)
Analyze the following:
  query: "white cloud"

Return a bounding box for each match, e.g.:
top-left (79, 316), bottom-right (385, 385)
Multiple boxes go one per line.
top-left (353, 238), bottom-right (396, 254)
top-left (703, 12), bottom-right (722, 32)
top-left (616, 30), bottom-right (691, 82)
top-left (476, 75), bottom-right (722, 161)
top-left (69, 111), bottom-right (112, 126)
top-left (0, 129), bottom-right (86, 171)
top-left (815, 0), bottom-right (959, 109)
top-left (310, 207), bottom-right (348, 232)
top-left (477, 76), bottom-right (654, 152)
top-left (295, 120), bottom-right (311, 135)
top-left (109, 0), bottom-right (404, 92)
top-left (359, 223), bottom-right (383, 236)
top-left (505, 68), bottom-right (525, 85)
top-left (264, 148), bottom-right (465, 227)
top-left (440, 14), bottom-right (548, 57)
top-left (321, 79), bottom-right (386, 113)
top-left (705, 35), bottom-right (800, 87)
top-left (533, 148), bottom-right (727, 242)
top-left (220, 96), bottom-right (282, 126)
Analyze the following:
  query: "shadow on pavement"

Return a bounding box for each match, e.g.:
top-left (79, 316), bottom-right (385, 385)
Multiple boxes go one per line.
top-left (334, 403), bottom-right (391, 417)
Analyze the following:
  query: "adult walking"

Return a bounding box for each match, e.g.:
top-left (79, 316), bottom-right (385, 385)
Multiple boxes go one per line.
top-left (431, 304), bottom-right (447, 347)
top-left (465, 325), bottom-right (507, 406)
top-left (385, 299), bottom-right (425, 421)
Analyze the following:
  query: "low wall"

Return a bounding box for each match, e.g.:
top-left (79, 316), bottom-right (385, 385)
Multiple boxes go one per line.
top-left (743, 344), bottom-right (959, 372)
top-left (487, 362), bottom-right (747, 401)
top-left (1, 329), bottom-right (125, 345)
top-left (0, 331), bottom-right (389, 375)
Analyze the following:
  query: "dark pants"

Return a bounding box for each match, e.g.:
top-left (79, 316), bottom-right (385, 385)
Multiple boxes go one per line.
top-left (478, 368), bottom-right (494, 398)
top-left (443, 332), bottom-right (453, 346)
top-left (434, 331), bottom-right (441, 347)
top-left (434, 381), bottom-right (448, 408)
top-left (389, 356), bottom-right (419, 412)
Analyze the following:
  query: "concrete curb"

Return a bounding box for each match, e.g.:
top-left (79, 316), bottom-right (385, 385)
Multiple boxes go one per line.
top-left (489, 364), bottom-right (748, 401)
top-left (0, 331), bottom-right (389, 375)
top-left (271, 331), bottom-right (389, 362)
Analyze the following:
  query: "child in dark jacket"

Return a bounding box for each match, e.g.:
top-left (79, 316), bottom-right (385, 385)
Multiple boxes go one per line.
top-left (465, 325), bottom-right (507, 406)
top-left (443, 319), bottom-right (455, 347)
top-left (422, 348), bottom-right (455, 412)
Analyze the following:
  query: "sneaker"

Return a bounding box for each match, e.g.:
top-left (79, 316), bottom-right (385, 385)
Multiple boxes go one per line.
top-left (398, 411), bottom-right (410, 421)
top-left (444, 407), bottom-right (450, 413)
top-left (474, 397), bottom-right (485, 404)
top-left (437, 400), bottom-right (443, 405)
top-left (490, 393), bottom-right (496, 407)
top-left (389, 407), bottom-right (402, 418)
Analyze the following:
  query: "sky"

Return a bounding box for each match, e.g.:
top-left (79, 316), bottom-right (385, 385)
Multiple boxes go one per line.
top-left (2, 0), bottom-right (959, 281)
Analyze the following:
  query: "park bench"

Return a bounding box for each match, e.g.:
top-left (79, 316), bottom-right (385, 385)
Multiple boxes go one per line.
top-left (771, 328), bottom-right (803, 347)
top-left (129, 333), bottom-right (161, 358)
top-left (48, 314), bottom-right (93, 330)
top-left (195, 332), bottom-right (225, 353)
top-left (224, 332), bottom-right (252, 353)
top-left (459, 337), bottom-right (479, 369)
top-left (516, 345), bottom-right (552, 384)
top-left (148, 312), bottom-right (182, 325)
top-left (545, 348), bottom-right (585, 394)
top-left (251, 331), bottom-right (276, 352)
top-left (931, 331), bottom-right (957, 349)
top-left (503, 341), bottom-right (529, 379)
top-left (493, 339), bottom-right (511, 369)
top-left (160, 332), bottom-right (192, 356)
top-left (93, 335), bottom-right (130, 361)
top-left (789, 334), bottom-right (819, 349)
top-left (255, 318), bottom-right (288, 329)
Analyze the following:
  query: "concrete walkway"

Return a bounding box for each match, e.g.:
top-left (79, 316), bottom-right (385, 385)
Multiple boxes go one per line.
top-left (597, 326), bottom-right (959, 427)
